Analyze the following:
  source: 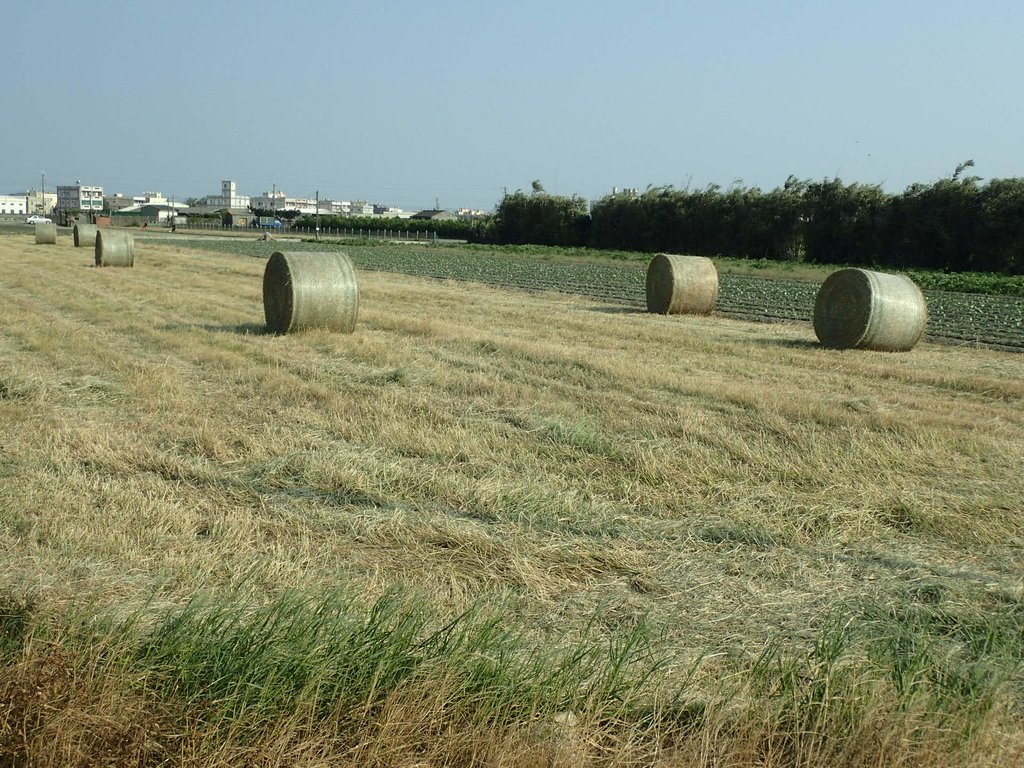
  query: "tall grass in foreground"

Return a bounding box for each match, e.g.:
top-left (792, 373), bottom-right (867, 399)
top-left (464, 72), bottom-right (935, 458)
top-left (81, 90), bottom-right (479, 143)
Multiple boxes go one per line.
top-left (2, 587), bottom-right (1021, 766)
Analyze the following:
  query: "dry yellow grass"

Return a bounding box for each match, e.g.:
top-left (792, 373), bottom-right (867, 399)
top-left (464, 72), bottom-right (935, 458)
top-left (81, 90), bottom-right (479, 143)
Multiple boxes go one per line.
top-left (1, 231), bottom-right (1023, 765)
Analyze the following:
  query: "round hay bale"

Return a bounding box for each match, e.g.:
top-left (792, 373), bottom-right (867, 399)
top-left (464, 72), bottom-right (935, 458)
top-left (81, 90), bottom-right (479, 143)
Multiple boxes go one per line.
top-left (94, 229), bottom-right (135, 267)
top-left (645, 253), bottom-right (719, 315)
top-left (813, 268), bottom-right (927, 351)
top-left (73, 223), bottom-right (97, 248)
top-left (263, 251), bottom-right (359, 334)
top-left (34, 222), bottom-right (57, 245)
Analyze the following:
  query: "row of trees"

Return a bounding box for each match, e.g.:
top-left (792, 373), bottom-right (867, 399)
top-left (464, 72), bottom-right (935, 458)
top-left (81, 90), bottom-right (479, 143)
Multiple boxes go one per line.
top-left (292, 213), bottom-right (479, 240)
top-left (482, 167), bottom-right (1024, 274)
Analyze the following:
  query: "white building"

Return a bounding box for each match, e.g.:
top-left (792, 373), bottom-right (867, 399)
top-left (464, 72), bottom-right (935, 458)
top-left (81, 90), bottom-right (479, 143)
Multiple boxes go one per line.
top-left (0, 194), bottom-right (27, 215)
top-left (134, 191), bottom-right (169, 205)
top-left (250, 190), bottom-right (320, 214)
top-left (249, 190), bottom-right (287, 210)
top-left (249, 191), bottom-right (404, 218)
top-left (56, 183), bottom-right (104, 219)
top-left (202, 180), bottom-right (250, 209)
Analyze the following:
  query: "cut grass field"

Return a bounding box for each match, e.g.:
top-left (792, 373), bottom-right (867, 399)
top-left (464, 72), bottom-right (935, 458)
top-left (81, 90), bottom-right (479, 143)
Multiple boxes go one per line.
top-left (1, 231), bottom-right (1023, 766)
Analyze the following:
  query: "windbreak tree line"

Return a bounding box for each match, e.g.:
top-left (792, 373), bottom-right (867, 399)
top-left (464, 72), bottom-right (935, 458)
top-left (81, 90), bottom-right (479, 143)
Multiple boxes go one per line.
top-left (293, 214), bottom-right (480, 240)
top-left (482, 170), bottom-right (1024, 274)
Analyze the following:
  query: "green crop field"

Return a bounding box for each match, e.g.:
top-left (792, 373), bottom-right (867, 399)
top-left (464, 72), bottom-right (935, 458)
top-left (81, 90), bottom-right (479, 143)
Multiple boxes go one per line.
top-left (2, 230), bottom-right (1023, 766)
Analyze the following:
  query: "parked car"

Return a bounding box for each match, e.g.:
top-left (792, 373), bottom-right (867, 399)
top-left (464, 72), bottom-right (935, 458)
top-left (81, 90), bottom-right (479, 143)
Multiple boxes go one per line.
top-left (26, 215), bottom-right (52, 224)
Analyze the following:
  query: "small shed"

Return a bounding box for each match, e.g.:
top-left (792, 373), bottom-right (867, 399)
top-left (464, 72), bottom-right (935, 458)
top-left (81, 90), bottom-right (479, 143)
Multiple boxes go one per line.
top-left (223, 209), bottom-right (252, 228)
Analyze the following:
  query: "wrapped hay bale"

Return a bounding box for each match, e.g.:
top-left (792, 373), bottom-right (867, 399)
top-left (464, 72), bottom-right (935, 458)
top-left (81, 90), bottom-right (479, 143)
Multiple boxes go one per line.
top-left (645, 253), bottom-right (719, 315)
top-left (94, 229), bottom-right (135, 267)
top-left (813, 268), bottom-right (927, 351)
top-left (263, 251), bottom-right (359, 334)
top-left (73, 223), bottom-right (97, 248)
top-left (35, 222), bottom-right (57, 245)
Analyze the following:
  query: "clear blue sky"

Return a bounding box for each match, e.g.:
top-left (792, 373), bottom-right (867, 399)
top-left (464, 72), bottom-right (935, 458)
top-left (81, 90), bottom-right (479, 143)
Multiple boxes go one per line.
top-left (3, 0), bottom-right (1022, 212)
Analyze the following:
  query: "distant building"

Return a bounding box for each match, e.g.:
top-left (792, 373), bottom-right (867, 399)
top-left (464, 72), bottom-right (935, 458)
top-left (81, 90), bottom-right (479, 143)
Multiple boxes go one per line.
top-left (104, 193), bottom-right (136, 212)
top-left (373, 204), bottom-right (409, 217)
top-left (223, 209), bottom-right (252, 228)
top-left (56, 183), bottom-right (104, 221)
top-left (249, 190), bottom-right (288, 210)
top-left (250, 190), bottom-right (317, 214)
top-left (349, 200), bottom-right (374, 216)
top-left (410, 209), bottom-right (457, 221)
top-left (111, 204), bottom-right (176, 224)
top-left (0, 194), bottom-right (27, 215)
top-left (134, 191), bottom-right (169, 206)
top-left (23, 189), bottom-right (56, 215)
top-left (201, 180), bottom-right (250, 209)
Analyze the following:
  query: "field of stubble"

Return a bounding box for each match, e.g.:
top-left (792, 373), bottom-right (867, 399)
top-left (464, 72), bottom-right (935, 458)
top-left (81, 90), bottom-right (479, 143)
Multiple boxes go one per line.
top-left (1, 231), bottom-right (1022, 766)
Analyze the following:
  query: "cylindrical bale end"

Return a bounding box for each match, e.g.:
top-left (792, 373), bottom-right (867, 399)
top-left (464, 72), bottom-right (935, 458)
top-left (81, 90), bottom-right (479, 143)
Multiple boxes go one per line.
top-left (95, 229), bottom-right (135, 267)
top-left (813, 268), bottom-right (928, 351)
top-left (73, 223), bottom-right (98, 248)
top-left (263, 251), bottom-right (359, 334)
top-left (645, 253), bottom-right (719, 314)
top-left (35, 222), bottom-right (57, 245)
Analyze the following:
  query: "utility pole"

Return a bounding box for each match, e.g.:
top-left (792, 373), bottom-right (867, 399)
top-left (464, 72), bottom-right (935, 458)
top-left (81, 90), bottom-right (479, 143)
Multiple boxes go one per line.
top-left (315, 190), bottom-right (320, 241)
top-left (41, 171), bottom-right (45, 214)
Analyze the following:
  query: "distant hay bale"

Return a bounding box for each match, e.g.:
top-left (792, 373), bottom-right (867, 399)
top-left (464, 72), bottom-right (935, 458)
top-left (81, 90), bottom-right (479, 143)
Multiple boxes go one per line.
top-left (813, 268), bottom-right (927, 351)
top-left (34, 222), bottom-right (57, 245)
top-left (94, 229), bottom-right (135, 267)
top-left (645, 253), bottom-right (719, 315)
top-left (73, 223), bottom-right (97, 247)
top-left (263, 251), bottom-right (359, 334)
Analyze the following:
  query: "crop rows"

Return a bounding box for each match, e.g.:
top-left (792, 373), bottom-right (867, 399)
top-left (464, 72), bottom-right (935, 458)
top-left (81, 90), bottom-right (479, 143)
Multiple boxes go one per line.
top-left (173, 238), bottom-right (1024, 350)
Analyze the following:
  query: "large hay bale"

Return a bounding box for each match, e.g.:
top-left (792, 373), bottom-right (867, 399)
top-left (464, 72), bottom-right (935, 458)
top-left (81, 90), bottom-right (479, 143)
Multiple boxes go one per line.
top-left (263, 251), bottom-right (359, 334)
top-left (813, 268), bottom-right (927, 351)
top-left (94, 229), bottom-right (135, 267)
top-left (73, 223), bottom-right (97, 248)
top-left (645, 253), bottom-right (719, 315)
top-left (34, 222), bottom-right (57, 245)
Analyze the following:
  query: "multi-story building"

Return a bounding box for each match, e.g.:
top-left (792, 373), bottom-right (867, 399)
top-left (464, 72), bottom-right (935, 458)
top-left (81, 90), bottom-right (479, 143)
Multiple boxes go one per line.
top-left (250, 190), bottom-right (320, 214)
top-left (202, 180), bottom-right (250, 209)
top-left (22, 189), bottom-right (56, 215)
top-left (249, 190), bottom-right (288, 211)
top-left (0, 194), bottom-right (28, 215)
top-left (56, 183), bottom-right (104, 220)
